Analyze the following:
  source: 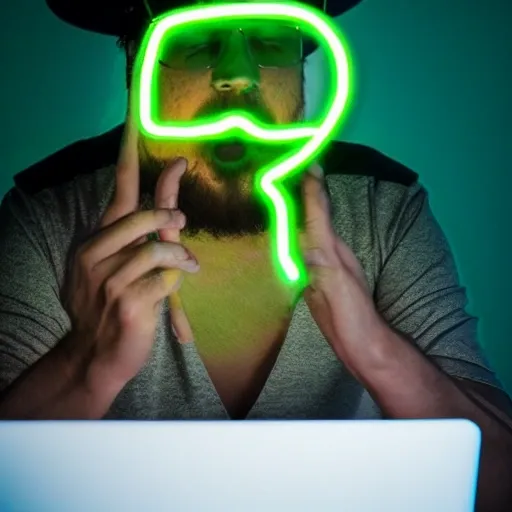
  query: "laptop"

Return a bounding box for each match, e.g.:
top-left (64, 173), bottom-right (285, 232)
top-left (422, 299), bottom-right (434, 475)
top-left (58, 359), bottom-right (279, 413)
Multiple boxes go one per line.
top-left (0, 419), bottom-right (480, 512)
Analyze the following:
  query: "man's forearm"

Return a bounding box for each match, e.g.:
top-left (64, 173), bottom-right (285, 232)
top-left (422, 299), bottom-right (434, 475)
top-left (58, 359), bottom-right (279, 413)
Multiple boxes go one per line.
top-left (346, 324), bottom-right (512, 512)
top-left (0, 335), bottom-right (122, 420)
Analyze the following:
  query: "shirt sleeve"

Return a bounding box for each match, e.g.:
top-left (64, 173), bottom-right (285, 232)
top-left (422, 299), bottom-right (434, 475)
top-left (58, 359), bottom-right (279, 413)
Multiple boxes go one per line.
top-left (374, 180), bottom-right (504, 391)
top-left (0, 188), bottom-right (71, 393)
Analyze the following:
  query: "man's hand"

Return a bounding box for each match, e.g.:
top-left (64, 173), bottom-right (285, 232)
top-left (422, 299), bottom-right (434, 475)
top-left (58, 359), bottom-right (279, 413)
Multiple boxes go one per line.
top-left (301, 164), bottom-right (387, 373)
top-left (63, 113), bottom-right (199, 391)
top-left (155, 162), bottom-right (195, 344)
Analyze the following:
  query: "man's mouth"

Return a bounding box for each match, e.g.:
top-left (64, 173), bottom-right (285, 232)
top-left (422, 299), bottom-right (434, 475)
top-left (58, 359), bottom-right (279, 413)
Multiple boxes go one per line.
top-left (213, 140), bottom-right (247, 163)
top-left (210, 138), bottom-right (250, 168)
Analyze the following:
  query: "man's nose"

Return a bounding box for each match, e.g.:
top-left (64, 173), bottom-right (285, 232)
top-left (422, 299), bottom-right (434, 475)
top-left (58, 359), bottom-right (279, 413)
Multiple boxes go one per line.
top-left (211, 30), bottom-right (260, 93)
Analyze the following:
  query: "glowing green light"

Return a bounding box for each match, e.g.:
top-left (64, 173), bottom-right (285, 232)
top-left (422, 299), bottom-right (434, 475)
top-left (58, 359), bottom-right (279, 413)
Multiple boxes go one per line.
top-left (135, 2), bottom-right (352, 285)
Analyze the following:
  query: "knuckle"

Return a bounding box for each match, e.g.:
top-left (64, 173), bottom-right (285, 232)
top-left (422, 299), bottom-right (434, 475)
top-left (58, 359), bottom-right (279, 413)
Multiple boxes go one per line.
top-left (117, 295), bottom-right (141, 326)
top-left (142, 241), bottom-right (161, 262)
top-left (153, 209), bottom-right (164, 223)
top-left (126, 210), bottom-right (164, 235)
top-left (124, 210), bottom-right (141, 230)
top-left (172, 244), bottom-right (187, 260)
top-left (75, 243), bottom-right (93, 270)
top-left (103, 276), bottom-right (121, 303)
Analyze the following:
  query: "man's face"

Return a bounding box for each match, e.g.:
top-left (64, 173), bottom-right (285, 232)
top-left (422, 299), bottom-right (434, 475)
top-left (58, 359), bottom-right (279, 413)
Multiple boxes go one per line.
top-left (133, 4), bottom-right (306, 237)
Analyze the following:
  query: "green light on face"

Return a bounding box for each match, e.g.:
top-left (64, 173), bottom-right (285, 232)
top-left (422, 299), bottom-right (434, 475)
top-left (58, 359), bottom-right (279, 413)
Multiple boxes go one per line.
top-left (134, 2), bottom-right (353, 285)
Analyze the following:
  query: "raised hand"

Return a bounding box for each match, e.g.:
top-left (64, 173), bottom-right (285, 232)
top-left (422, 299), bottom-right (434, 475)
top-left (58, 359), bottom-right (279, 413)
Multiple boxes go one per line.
top-left (63, 112), bottom-right (199, 390)
top-left (301, 165), bottom-right (383, 372)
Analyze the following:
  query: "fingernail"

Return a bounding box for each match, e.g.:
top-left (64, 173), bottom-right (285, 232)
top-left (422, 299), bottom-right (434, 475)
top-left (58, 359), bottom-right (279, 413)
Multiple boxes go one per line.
top-left (171, 324), bottom-right (190, 343)
top-left (177, 249), bottom-right (199, 269)
top-left (309, 164), bottom-right (324, 180)
top-left (184, 260), bottom-right (200, 273)
top-left (186, 262), bottom-right (200, 274)
top-left (176, 212), bottom-right (186, 229)
top-left (165, 211), bottom-right (184, 228)
top-left (184, 247), bottom-right (197, 262)
top-left (171, 158), bottom-right (188, 173)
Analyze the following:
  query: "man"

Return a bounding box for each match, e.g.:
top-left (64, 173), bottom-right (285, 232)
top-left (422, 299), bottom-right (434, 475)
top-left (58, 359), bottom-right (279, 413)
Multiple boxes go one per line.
top-left (0, 0), bottom-right (511, 508)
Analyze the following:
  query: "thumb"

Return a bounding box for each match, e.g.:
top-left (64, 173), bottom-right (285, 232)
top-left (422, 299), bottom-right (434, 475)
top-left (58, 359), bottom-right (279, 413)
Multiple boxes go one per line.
top-left (302, 166), bottom-right (337, 267)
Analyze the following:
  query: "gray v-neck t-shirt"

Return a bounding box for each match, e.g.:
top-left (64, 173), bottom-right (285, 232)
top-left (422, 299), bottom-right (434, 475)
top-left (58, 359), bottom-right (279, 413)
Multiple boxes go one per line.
top-left (0, 164), bottom-right (504, 419)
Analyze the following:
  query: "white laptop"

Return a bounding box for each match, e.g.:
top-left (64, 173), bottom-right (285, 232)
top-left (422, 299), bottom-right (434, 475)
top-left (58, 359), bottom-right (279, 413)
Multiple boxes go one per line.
top-left (0, 419), bottom-right (480, 512)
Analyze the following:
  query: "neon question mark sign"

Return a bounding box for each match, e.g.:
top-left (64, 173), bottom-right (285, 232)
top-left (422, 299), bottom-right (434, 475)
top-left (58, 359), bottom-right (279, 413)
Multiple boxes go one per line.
top-left (134, 2), bottom-right (352, 285)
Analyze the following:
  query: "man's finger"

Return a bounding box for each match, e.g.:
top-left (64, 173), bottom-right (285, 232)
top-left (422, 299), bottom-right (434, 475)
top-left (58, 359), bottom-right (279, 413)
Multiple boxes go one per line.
top-left (101, 109), bottom-right (140, 228)
top-left (153, 157), bottom-right (194, 344)
top-left (168, 289), bottom-right (195, 344)
top-left (154, 158), bottom-right (187, 225)
top-left (303, 167), bottom-right (335, 244)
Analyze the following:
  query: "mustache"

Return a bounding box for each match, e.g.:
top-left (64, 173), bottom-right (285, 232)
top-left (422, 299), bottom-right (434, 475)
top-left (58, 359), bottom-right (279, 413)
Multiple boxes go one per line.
top-left (194, 91), bottom-right (276, 125)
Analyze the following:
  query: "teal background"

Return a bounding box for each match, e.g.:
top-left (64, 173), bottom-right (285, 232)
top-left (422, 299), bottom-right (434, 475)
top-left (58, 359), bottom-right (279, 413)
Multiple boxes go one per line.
top-left (1, 0), bottom-right (511, 392)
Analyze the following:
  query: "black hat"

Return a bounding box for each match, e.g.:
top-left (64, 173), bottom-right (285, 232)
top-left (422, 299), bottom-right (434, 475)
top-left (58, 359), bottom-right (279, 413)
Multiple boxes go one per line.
top-left (46, 0), bottom-right (362, 43)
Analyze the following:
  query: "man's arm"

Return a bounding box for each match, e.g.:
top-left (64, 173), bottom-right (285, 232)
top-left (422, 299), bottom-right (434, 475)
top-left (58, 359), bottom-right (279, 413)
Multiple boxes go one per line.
top-left (349, 325), bottom-right (512, 512)
top-left (0, 188), bottom-right (118, 419)
top-left (364, 180), bottom-right (512, 511)
top-left (0, 333), bottom-right (121, 420)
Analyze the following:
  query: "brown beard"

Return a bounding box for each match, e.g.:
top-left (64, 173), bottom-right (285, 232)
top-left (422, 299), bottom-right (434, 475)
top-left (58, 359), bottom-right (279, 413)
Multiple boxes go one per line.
top-left (139, 144), bottom-right (306, 238)
top-left (138, 88), bottom-right (306, 238)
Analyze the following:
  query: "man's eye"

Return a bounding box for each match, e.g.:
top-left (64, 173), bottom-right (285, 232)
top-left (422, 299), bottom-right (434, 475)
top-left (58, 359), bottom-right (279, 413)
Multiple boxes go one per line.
top-left (185, 44), bottom-right (210, 57)
top-left (185, 41), bottom-right (222, 58)
top-left (251, 39), bottom-right (286, 53)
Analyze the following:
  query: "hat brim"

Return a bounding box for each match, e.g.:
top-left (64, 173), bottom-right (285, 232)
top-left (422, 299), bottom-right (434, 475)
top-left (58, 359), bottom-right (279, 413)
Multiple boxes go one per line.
top-left (46, 0), bottom-right (362, 38)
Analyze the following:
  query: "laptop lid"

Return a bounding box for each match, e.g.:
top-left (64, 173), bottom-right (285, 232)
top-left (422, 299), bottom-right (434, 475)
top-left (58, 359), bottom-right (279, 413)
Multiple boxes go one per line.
top-left (0, 419), bottom-right (480, 512)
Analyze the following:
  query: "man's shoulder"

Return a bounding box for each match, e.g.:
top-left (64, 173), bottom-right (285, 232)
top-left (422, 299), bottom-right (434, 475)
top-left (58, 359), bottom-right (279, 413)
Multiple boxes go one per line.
top-left (322, 140), bottom-right (418, 187)
top-left (5, 128), bottom-right (119, 244)
top-left (13, 125), bottom-right (123, 196)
